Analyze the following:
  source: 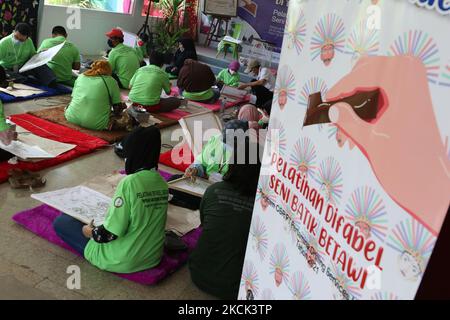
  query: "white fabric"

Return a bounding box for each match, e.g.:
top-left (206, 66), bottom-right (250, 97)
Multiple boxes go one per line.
top-left (257, 67), bottom-right (275, 91)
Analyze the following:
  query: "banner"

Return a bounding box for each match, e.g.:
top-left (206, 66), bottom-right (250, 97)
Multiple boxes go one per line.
top-left (239, 0), bottom-right (450, 300)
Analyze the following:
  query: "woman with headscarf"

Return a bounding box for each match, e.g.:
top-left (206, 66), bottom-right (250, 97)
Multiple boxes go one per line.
top-left (166, 37), bottom-right (198, 76)
top-left (53, 126), bottom-right (169, 274)
top-left (189, 136), bottom-right (261, 299)
top-left (65, 60), bottom-right (126, 131)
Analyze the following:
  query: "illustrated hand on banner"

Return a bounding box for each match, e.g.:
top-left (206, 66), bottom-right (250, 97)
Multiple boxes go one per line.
top-left (326, 55), bottom-right (450, 235)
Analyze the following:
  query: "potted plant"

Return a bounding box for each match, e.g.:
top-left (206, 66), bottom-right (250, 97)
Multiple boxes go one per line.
top-left (152, 0), bottom-right (189, 63)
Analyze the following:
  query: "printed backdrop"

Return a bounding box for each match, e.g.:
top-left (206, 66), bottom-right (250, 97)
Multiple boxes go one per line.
top-left (239, 0), bottom-right (450, 300)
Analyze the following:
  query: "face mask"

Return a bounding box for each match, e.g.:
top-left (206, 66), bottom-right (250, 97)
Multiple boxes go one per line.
top-left (12, 37), bottom-right (22, 45)
top-left (229, 69), bottom-right (236, 75)
top-left (179, 46), bottom-right (185, 52)
top-left (107, 39), bottom-right (114, 48)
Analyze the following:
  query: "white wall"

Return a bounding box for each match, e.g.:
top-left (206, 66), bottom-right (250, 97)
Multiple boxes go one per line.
top-left (37, 0), bottom-right (158, 55)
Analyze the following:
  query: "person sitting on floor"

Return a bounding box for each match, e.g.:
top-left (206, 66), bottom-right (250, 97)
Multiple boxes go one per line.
top-left (105, 28), bottom-right (140, 88)
top-left (0, 23), bottom-right (57, 87)
top-left (184, 120), bottom-right (249, 182)
top-left (166, 37), bottom-right (198, 77)
top-left (0, 99), bottom-right (17, 161)
top-left (129, 50), bottom-right (181, 113)
top-left (189, 136), bottom-right (261, 299)
top-left (65, 60), bottom-right (126, 131)
top-left (216, 60), bottom-right (241, 89)
top-left (38, 26), bottom-right (81, 87)
top-left (53, 126), bottom-right (169, 274)
top-left (177, 59), bottom-right (219, 104)
top-left (238, 59), bottom-right (275, 107)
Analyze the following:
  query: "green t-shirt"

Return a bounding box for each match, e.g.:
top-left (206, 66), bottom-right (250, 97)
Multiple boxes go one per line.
top-left (129, 65), bottom-right (170, 106)
top-left (217, 69), bottom-right (240, 87)
top-left (108, 43), bottom-right (140, 88)
top-left (182, 88), bottom-right (214, 101)
top-left (0, 100), bottom-right (10, 132)
top-left (65, 74), bottom-right (121, 130)
top-left (189, 181), bottom-right (255, 299)
top-left (0, 34), bottom-right (36, 69)
top-left (135, 44), bottom-right (146, 62)
top-left (84, 170), bottom-right (169, 273)
top-left (38, 36), bottom-right (80, 84)
top-left (192, 135), bottom-right (231, 178)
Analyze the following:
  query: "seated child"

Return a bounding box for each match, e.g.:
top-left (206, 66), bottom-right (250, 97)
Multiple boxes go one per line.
top-left (53, 126), bottom-right (168, 274)
top-left (216, 60), bottom-right (241, 89)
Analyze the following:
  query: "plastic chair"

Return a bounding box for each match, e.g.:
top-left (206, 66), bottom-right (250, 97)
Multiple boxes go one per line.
top-left (217, 23), bottom-right (243, 60)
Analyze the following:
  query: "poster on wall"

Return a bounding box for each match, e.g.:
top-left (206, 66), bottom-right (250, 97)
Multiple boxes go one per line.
top-left (239, 0), bottom-right (450, 300)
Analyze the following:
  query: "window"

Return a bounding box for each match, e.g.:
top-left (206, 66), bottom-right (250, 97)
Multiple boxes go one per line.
top-left (44, 0), bottom-right (135, 14)
top-left (141, 0), bottom-right (164, 18)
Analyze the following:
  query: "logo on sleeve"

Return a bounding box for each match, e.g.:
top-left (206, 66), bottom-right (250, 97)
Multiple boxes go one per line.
top-left (114, 197), bottom-right (124, 208)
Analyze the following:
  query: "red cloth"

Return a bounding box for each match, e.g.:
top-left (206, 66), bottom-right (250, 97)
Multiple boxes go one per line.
top-left (0, 114), bottom-right (108, 183)
top-left (159, 143), bottom-right (193, 172)
top-left (193, 98), bottom-right (250, 112)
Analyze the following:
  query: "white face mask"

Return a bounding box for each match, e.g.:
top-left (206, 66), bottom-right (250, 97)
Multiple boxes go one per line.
top-left (229, 69), bottom-right (236, 75)
top-left (12, 37), bottom-right (22, 45)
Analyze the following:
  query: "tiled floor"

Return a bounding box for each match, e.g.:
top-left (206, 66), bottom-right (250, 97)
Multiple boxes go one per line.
top-left (0, 96), bottom-right (215, 300)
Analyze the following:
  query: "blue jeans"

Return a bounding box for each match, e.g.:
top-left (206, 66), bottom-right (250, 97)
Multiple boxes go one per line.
top-left (53, 214), bottom-right (89, 257)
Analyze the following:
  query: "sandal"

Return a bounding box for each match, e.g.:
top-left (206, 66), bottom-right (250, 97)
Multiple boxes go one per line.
top-left (8, 169), bottom-right (46, 190)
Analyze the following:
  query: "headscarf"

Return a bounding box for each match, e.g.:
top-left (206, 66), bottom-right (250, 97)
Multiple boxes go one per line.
top-left (222, 119), bottom-right (249, 145)
top-left (238, 104), bottom-right (260, 130)
top-left (123, 126), bottom-right (161, 175)
top-left (229, 60), bottom-right (240, 72)
top-left (84, 60), bottom-right (112, 77)
top-left (179, 37), bottom-right (198, 59)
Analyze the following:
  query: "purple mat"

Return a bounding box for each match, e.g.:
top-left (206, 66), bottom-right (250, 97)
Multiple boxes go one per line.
top-left (12, 205), bottom-right (201, 285)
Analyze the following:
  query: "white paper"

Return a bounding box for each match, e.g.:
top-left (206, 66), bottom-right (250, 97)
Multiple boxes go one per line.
top-left (0, 139), bottom-right (54, 159)
top-left (168, 177), bottom-right (212, 197)
top-left (19, 42), bottom-right (65, 73)
top-left (31, 186), bottom-right (111, 225)
top-left (122, 29), bottom-right (139, 48)
top-left (0, 83), bottom-right (44, 97)
top-left (223, 36), bottom-right (242, 44)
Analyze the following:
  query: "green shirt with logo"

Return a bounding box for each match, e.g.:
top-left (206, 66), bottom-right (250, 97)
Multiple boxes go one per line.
top-left (38, 36), bottom-right (80, 85)
top-left (108, 43), bottom-right (140, 88)
top-left (129, 65), bottom-right (170, 106)
top-left (84, 170), bottom-right (169, 273)
top-left (65, 74), bottom-right (121, 130)
top-left (0, 34), bottom-right (36, 69)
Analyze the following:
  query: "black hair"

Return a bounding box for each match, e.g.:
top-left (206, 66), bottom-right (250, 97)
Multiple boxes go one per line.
top-left (52, 26), bottom-right (67, 37)
top-left (261, 99), bottom-right (273, 116)
top-left (15, 23), bottom-right (31, 37)
top-left (123, 126), bottom-right (161, 175)
top-left (111, 37), bottom-right (124, 43)
top-left (139, 33), bottom-right (149, 43)
top-left (149, 50), bottom-right (164, 67)
top-left (179, 37), bottom-right (198, 60)
top-left (223, 136), bottom-right (261, 197)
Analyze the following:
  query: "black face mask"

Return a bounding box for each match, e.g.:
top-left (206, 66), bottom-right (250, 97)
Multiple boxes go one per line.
top-left (107, 39), bottom-right (114, 48)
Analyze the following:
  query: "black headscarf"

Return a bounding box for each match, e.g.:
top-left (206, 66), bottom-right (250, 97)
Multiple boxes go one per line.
top-left (222, 120), bottom-right (249, 145)
top-left (174, 37), bottom-right (198, 71)
top-left (123, 126), bottom-right (161, 175)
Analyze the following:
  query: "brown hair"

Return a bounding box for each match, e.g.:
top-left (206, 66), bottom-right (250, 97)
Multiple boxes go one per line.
top-left (84, 60), bottom-right (112, 77)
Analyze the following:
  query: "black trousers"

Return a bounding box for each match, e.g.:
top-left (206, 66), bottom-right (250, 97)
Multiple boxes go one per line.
top-left (251, 78), bottom-right (274, 107)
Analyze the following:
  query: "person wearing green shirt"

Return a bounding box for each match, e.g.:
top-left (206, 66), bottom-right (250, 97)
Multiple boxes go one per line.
top-left (184, 120), bottom-right (250, 181)
top-left (216, 60), bottom-right (241, 88)
top-left (0, 99), bottom-right (17, 161)
top-left (38, 26), bottom-right (81, 87)
top-left (135, 33), bottom-right (149, 66)
top-left (53, 126), bottom-right (169, 274)
top-left (106, 28), bottom-right (140, 89)
top-left (65, 60), bottom-right (121, 131)
top-left (0, 23), bottom-right (56, 87)
top-left (129, 51), bottom-right (181, 113)
top-left (189, 137), bottom-right (261, 299)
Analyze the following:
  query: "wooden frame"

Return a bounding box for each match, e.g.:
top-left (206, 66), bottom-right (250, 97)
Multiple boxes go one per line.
top-left (178, 110), bottom-right (223, 156)
top-left (204, 0), bottom-right (238, 18)
top-left (168, 176), bottom-right (212, 198)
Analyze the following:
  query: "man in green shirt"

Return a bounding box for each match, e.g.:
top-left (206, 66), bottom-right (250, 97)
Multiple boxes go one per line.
top-left (129, 51), bottom-right (181, 112)
top-left (106, 28), bottom-right (140, 89)
top-left (0, 23), bottom-right (56, 87)
top-left (38, 26), bottom-right (81, 87)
